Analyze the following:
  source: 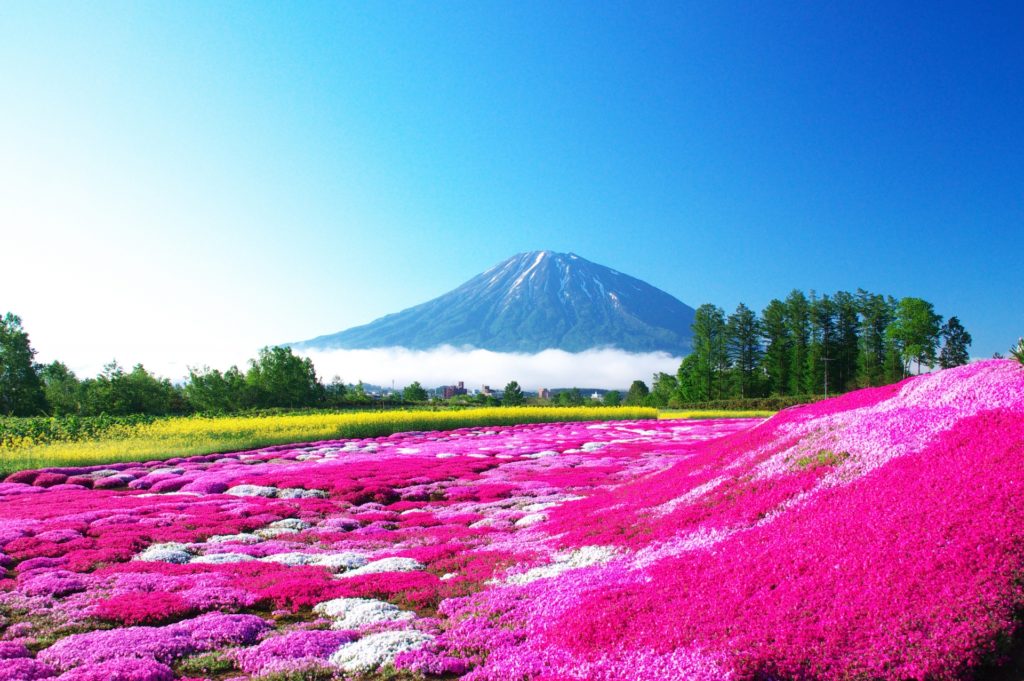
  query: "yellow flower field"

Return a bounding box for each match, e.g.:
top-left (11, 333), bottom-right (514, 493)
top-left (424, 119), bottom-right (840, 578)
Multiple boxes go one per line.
top-left (658, 409), bottom-right (776, 420)
top-left (0, 407), bottom-right (657, 474)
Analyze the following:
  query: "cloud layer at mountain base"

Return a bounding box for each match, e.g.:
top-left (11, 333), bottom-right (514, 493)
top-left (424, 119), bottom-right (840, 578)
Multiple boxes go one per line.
top-left (298, 345), bottom-right (681, 390)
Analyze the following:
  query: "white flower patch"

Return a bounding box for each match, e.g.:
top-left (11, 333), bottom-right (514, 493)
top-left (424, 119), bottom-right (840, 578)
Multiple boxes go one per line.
top-left (313, 597), bottom-right (415, 630)
top-left (338, 557), bottom-right (424, 578)
top-left (190, 552), bottom-right (256, 564)
top-left (134, 542), bottom-right (194, 564)
top-left (259, 552), bottom-right (321, 567)
top-left (148, 467), bottom-right (185, 476)
top-left (329, 631), bottom-right (433, 672)
top-left (521, 502), bottom-right (559, 513)
top-left (225, 485), bottom-right (279, 498)
top-left (278, 488), bottom-right (329, 499)
top-left (504, 545), bottom-right (618, 585)
top-left (523, 450), bottom-right (560, 459)
top-left (206, 533), bottom-right (262, 545)
top-left (314, 552), bottom-right (369, 572)
top-left (514, 513), bottom-right (547, 527)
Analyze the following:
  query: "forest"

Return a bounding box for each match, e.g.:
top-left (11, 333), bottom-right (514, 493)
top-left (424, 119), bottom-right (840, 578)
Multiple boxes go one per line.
top-left (648, 289), bottom-right (972, 407)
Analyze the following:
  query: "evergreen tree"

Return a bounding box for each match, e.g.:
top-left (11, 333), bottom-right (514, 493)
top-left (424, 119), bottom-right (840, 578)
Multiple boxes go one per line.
top-left (675, 353), bottom-right (703, 402)
top-left (805, 293), bottom-right (836, 395)
top-left (785, 291), bottom-right (811, 395)
top-left (760, 299), bottom-right (791, 396)
top-left (832, 291), bottom-right (860, 392)
top-left (0, 313), bottom-right (47, 416)
top-left (938, 317), bottom-right (972, 368)
top-left (502, 381), bottom-right (524, 405)
top-left (603, 390), bottom-right (622, 406)
top-left (690, 304), bottom-right (728, 400)
top-left (726, 303), bottom-right (762, 398)
top-left (856, 290), bottom-right (892, 387)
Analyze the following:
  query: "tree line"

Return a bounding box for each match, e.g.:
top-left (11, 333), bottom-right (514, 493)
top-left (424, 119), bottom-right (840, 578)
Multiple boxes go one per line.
top-left (0, 313), bottom-right (412, 416)
top-left (0, 313), bottom-right (608, 416)
top-left (634, 289), bottom-right (972, 407)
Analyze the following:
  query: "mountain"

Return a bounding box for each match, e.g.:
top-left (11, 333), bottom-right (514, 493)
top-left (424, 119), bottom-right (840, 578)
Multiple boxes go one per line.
top-left (293, 251), bottom-right (695, 354)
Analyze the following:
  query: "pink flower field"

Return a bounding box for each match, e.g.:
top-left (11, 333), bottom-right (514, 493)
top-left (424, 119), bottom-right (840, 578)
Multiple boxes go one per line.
top-left (2, 360), bottom-right (1024, 681)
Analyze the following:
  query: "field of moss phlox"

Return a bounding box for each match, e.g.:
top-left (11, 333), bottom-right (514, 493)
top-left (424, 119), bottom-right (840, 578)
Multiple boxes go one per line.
top-left (1, 361), bottom-right (1023, 680)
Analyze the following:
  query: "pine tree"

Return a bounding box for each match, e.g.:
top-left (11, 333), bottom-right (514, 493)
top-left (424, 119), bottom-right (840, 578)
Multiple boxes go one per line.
top-left (690, 304), bottom-right (728, 400)
top-left (856, 290), bottom-right (893, 386)
top-left (938, 317), bottom-right (972, 368)
top-left (785, 291), bottom-right (811, 395)
top-left (805, 293), bottom-right (836, 394)
top-left (760, 299), bottom-right (791, 396)
top-left (726, 303), bottom-right (762, 398)
top-left (832, 291), bottom-right (860, 392)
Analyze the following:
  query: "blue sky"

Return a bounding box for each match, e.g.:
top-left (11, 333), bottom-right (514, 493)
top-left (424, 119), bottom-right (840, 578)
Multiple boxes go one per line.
top-left (1, 2), bottom-right (1022, 379)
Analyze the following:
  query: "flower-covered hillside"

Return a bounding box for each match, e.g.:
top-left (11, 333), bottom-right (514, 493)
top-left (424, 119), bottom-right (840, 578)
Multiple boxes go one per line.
top-left (1, 360), bottom-right (1023, 680)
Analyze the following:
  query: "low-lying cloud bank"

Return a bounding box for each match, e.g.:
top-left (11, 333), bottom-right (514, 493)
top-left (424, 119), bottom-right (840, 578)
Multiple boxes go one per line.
top-left (297, 346), bottom-right (682, 391)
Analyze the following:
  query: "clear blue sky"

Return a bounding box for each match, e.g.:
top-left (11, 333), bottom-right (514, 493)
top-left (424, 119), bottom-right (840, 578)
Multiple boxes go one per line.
top-left (2, 1), bottom-right (1021, 376)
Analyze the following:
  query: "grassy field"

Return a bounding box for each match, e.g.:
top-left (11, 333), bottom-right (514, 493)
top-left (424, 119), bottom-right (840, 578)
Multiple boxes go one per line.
top-left (0, 406), bottom-right (657, 475)
top-left (658, 409), bottom-right (776, 420)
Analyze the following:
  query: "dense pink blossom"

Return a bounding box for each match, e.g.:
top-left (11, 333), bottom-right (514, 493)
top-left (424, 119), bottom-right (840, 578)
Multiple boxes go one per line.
top-left (2, 361), bottom-right (1022, 679)
top-left (233, 630), bottom-right (357, 674)
top-left (55, 658), bottom-right (175, 681)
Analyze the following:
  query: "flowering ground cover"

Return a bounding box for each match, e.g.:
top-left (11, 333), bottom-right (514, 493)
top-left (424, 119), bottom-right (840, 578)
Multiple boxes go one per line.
top-left (1, 360), bottom-right (1023, 680)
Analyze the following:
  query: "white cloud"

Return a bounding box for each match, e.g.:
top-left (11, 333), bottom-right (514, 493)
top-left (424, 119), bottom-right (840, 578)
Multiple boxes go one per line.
top-left (297, 345), bottom-right (681, 390)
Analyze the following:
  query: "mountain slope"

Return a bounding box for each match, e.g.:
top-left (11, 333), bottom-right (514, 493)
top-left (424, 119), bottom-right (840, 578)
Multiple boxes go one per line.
top-left (294, 251), bottom-right (695, 354)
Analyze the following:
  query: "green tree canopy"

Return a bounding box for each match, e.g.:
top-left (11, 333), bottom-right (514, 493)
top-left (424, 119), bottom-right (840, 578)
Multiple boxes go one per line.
top-left (602, 389), bottom-right (622, 406)
top-left (556, 387), bottom-right (584, 406)
top-left (887, 297), bottom-right (942, 375)
top-left (502, 380), bottom-right (524, 406)
top-left (0, 313), bottom-right (47, 416)
top-left (625, 379), bottom-right (650, 405)
top-left (649, 372), bottom-right (679, 407)
top-left (246, 346), bottom-right (323, 408)
top-left (84, 362), bottom-right (180, 415)
top-left (40, 361), bottom-right (82, 416)
top-left (402, 381), bottom-right (428, 402)
top-left (185, 366), bottom-right (246, 413)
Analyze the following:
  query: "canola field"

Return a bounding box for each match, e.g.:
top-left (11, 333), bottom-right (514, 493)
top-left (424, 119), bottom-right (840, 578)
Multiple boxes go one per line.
top-left (0, 407), bottom-right (656, 474)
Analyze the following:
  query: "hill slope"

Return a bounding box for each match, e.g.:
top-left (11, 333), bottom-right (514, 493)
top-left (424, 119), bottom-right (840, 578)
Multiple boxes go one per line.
top-left (293, 251), bottom-right (695, 354)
